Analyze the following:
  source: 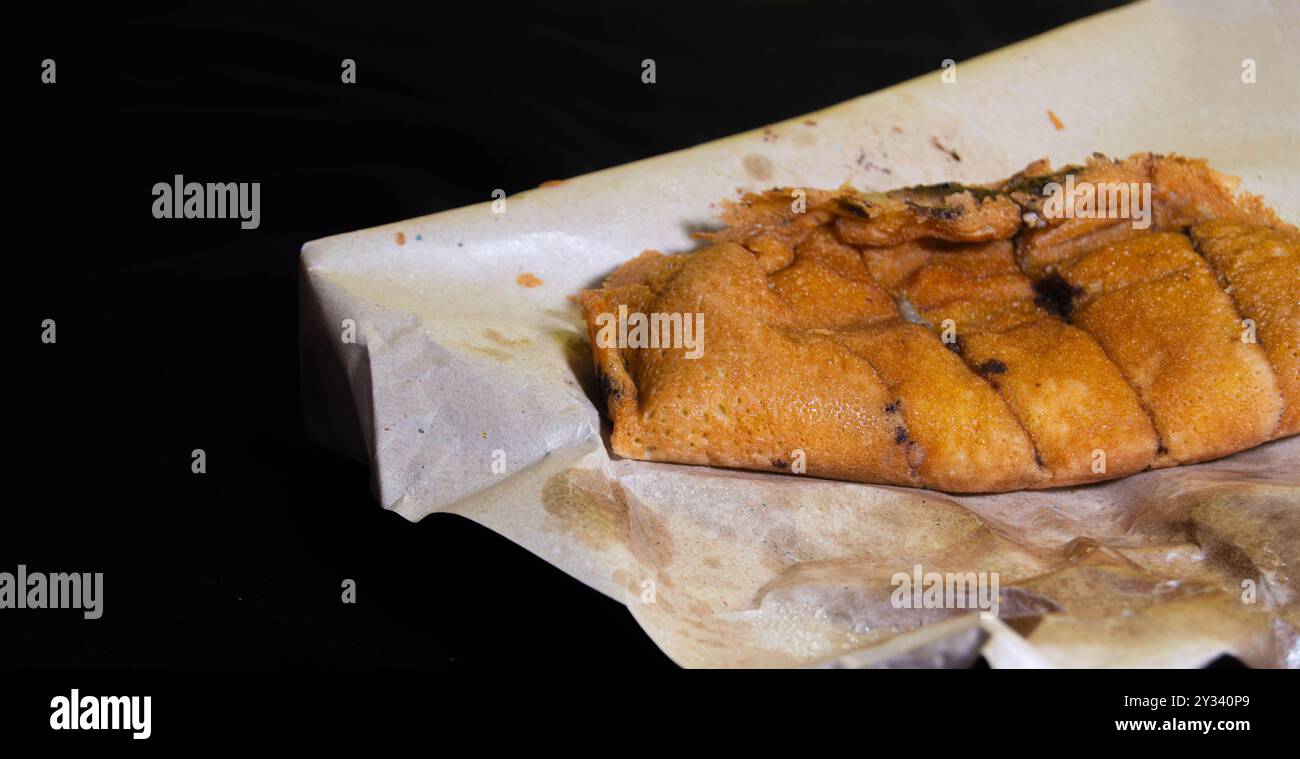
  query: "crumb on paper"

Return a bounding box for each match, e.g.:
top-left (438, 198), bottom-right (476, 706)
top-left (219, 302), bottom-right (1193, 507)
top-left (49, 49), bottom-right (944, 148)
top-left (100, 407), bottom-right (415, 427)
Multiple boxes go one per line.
top-left (539, 179), bottom-right (565, 188)
top-left (516, 272), bottom-right (544, 288)
top-left (930, 137), bottom-right (961, 162)
top-left (395, 231), bottom-right (406, 245)
top-left (1047, 109), bottom-right (1065, 131)
top-left (854, 149), bottom-right (893, 176)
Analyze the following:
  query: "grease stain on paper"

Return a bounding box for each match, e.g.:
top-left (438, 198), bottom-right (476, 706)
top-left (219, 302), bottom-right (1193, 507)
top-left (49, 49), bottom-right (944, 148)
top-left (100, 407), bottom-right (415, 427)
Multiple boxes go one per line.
top-left (542, 468), bottom-right (674, 570)
top-left (742, 153), bottom-right (774, 181)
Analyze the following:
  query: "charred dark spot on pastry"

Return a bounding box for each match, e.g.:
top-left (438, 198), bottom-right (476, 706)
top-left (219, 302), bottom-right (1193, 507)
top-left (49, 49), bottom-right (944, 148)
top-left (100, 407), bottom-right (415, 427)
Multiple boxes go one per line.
top-left (894, 426), bottom-right (910, 445)
top-left (897, 182), bottom-right (1002, 201)
top-left (1004, 170), bottom-right (1075, 198)
top-left (597, 368), bottom-right (620, 403)
top-left (884, 401), bottom-right (901, 414)
top-left (975, 358), bottom-right (1008, 376)
top-left (944, 336), bottom-right (963, 355)
top-left (837, 196), bottom-right (872, 217)
top-left (1033, 273), bottom-right (1082, 320)
top-left (907, 201), bottom-right (963, 221)
top-left (771, 458), bottom-right (788, 469)
top-left (1156, 442), bottom-right (1168, 456)
top-left (1033, 452), bottom-right (1045, 468)
top-left (901, 181), bottom-right (961, 195)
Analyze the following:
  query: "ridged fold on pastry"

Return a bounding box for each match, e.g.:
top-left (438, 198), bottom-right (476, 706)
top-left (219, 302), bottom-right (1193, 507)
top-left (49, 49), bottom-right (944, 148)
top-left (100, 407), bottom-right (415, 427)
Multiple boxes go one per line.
top-left (579, 153), bottom-right (1297, 492)
top-left (1191, 220), bottom-right (1300, 438)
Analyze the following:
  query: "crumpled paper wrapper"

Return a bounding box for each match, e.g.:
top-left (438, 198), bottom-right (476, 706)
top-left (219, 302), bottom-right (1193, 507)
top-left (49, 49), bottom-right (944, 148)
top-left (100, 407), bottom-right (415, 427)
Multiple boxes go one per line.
top-left (299, 0), bottom-right (1300, 667)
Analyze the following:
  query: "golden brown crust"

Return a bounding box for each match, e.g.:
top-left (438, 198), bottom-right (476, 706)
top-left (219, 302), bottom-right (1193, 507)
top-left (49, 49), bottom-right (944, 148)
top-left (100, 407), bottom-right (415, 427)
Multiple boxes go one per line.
top-left (581, 243), bottom-right (919, 485)
top-left (959, 321), bottom-right (1159, 485)
top-left (897, 240), bottom-right (1159, 485)
top-left (836, 323), bottom-right (1046, 491)
top-left (578, 153), bottom-right (1297, 492)
top-left (1013, 153), bottom-right (1293, 277)
top-left (1191, 220), bottom-right (1300, 437)
top-left (1059, 234), bottom-right (1284, 464)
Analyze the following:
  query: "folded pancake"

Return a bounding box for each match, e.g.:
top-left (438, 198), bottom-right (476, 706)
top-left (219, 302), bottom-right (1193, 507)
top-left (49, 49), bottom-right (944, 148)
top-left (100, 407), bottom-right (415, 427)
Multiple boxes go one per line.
top-left (1055, 233), bottom-right (1284, 465)
top-left (579, 243), bottom-right (918, 485)
top-left (578, 152), bottom-right (1298, 492)
top-left (580, 232), bottom-right (1046, 491)
top-left (899, 242), bottom-right (1159, 484)
top-left (1191, 220), bottom-right (1300, 437)
top-left (772, 229), bottom-right (1043, 490)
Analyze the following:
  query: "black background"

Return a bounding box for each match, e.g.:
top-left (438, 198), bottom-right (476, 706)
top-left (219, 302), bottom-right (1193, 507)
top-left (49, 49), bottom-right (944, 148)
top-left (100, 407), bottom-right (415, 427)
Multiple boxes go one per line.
top-left (1, 1), bottom-right (1142, 670)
